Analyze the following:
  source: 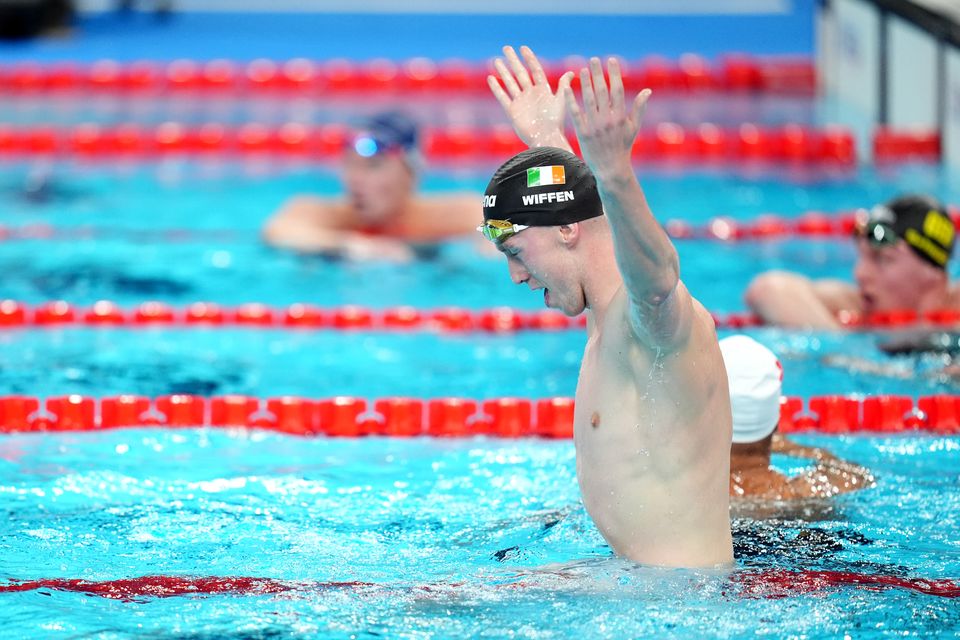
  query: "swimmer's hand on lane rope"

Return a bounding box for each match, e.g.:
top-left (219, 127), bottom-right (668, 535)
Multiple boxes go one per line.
top-left (488, 45), bottom-right (574, 150)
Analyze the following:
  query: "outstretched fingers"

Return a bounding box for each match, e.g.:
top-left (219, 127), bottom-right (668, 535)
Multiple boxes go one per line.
top-left (493, 57), bottom-right (522, 99)
top-left (579, 68), bottom-right (597, 120)
top-left (487, 75), bottom-right (512, 112)
top-left (503, 45), bottom-right (533, 90)
top-left (630, 89), bottom-right (653, 130)
top-left (520, 45), bottom-right (548, 86)
top-left (607, 57), bottom-right (625, 116)
top-left (563, 86), bottom-right (584, 132)
top-left (556, 71), bottom-right (574, 96)
top-left (589, 57), bottom-right (609, 112)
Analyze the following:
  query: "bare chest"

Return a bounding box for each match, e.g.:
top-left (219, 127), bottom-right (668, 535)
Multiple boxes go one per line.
top-left (573, 337), bottom-right (680, 474)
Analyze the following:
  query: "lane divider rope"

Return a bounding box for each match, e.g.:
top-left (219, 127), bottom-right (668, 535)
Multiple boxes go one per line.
top-left (0, 301), bottom-right (584, 331)
top-left (0, 393), bottom-right (958, 437)
top-left (0, 55), bottom-right (816, 96)
top-left (0, 123), bottom-right (856, 164)
top-left (4, 206), bottom-right (960, 244)
top-left (1, 570), bottom-right (958, 599)
top-left (1, 301), bottom-right (959, 331)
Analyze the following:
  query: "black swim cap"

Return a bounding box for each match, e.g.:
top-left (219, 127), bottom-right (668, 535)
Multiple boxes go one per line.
top-left (861, 194), bottom-right (955, 270)
top-left (482, 147), bottom-right (603, 227)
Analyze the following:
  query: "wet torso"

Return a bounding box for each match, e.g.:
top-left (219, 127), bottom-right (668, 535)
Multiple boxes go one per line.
top-left (573, 287), bottom-right (733, 567)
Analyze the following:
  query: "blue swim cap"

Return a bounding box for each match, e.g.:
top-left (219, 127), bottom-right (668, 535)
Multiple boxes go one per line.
top-left (350, 111), bottom-right (419, 158)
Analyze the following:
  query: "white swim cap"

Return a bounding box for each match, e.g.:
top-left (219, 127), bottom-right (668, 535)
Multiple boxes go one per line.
top-left (719, 335), bottom-right (783, 444)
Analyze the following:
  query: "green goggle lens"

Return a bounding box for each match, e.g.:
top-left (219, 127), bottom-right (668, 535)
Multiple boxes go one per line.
top-left (477, 220), bottom-right (529, 243)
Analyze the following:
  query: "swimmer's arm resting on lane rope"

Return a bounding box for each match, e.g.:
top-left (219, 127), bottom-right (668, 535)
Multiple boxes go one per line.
top-left (745, 271), bottom-right (858, 330)
top-left (263, 197), bottom-right (413, 261)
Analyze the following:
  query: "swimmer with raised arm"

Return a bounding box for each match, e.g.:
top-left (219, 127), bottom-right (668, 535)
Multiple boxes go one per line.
top-left (263, 111), bottom-right (478, 260)
top-left (483, 46), bottom-right (732, 567)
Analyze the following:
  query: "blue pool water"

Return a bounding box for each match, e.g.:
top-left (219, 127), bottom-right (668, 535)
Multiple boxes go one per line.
top-left (2, 10), bottom-right (960, 625)
top-left (1, 156), bottom-right (960, 637)
top-left (2, 430), bottom-right (959, 638)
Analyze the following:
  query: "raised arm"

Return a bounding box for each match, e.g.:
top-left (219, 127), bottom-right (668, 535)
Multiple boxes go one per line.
top-left (488, 45), bottom-right (574, 152)
top-left (564, 58), bottom-right (688, 346)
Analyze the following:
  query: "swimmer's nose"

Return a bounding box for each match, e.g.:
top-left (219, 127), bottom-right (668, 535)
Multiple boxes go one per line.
top-left (507, 259), bottom-right (529, 285)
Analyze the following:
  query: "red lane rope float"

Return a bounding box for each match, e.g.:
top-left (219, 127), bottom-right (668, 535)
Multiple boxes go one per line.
top-left (1, 570), bottom-right (957, 601)
top-left (731, 570), bottom-right (960, 599)
top-left (0, 395), bottom-right (578, 438)
top-left (3, 301), bottom-right (960, 332)
top-left (1, 393), bottom-right (960, 437)
top-left (873, 127), bottom-right (941, 164)
top-left (0, 301), bottom-right (583, 332)
top-left (0, 123), bottom-right (854, 165)
top-left (0, 56), bottom-right (815, 96)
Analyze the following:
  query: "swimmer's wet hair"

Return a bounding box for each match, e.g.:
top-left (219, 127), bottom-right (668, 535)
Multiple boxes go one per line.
top-left (483, 147), bottom-right (603, 227)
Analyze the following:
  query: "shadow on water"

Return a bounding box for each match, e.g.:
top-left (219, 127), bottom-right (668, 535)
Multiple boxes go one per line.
top-left (26, 262), bottom-right (193, 298)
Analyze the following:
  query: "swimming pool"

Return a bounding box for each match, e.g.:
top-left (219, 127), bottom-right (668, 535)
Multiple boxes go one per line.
top-left (1, 151), bottom-right (959, 637)
top-left (2, 8), bottom-right (960, 627)
top-left (2, 427), bottom-right (959, 637)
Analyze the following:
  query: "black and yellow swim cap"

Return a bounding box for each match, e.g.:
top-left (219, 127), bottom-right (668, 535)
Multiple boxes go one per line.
top-left (482, 147), bottom-right (603, 227)
top-left (861, 194), bottom-right (955, 270)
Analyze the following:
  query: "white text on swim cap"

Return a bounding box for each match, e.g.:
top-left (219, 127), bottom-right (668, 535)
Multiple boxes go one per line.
top-left (521, 191), bottom-right (575, 206)
top-left (482, 195), bottom-right (497, 208)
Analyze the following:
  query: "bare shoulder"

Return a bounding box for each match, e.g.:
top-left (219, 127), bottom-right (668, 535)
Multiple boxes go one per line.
top-left (610, 284), bottom-right (716, 369)
top-left (621, 276), bottom-right (706, 356)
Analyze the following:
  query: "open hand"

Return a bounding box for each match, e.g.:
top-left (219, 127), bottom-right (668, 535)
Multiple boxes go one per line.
top-left (488, 45), bottom-right (574, 149)
top-left (563, 57), bottom-right (651, 178)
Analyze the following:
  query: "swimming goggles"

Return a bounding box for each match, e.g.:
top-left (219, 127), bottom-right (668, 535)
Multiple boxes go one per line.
top-left (352, 134), bottom-right (397, 158)
top-left (854, 206), bottom-right (898, 246)
top-left (477, 219), bottom-right (529, 244)
top-left (860, 220), bottom-right (898, 246)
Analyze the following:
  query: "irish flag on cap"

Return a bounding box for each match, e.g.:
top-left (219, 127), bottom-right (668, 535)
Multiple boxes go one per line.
top-left (526, 166), bottom-right (566, 188)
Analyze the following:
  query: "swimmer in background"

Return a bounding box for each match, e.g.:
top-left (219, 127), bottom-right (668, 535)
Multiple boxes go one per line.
top-left (720, 335), bottom-right (874, 503)
top-left (482, 45), bottom-right (732, 567)
top-left (262, 111), bottom-right (478, 261)
top-left (746, 195), bottom-right (958, 329)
